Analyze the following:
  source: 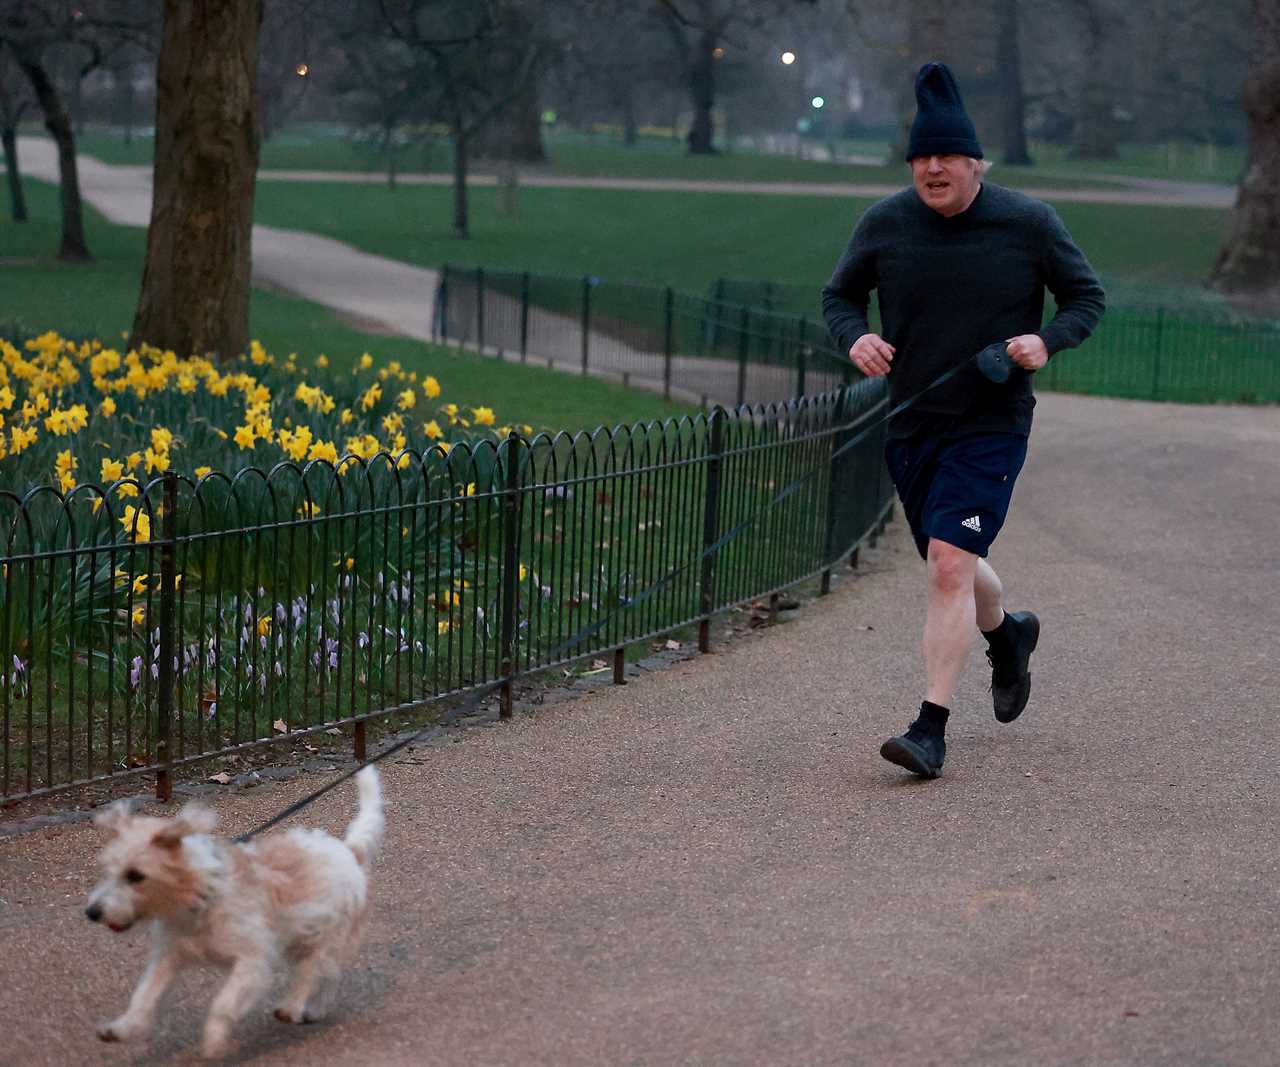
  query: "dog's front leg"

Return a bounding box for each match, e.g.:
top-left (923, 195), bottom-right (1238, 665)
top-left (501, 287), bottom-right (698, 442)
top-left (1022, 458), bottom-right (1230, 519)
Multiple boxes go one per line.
top-left (98, 944), bottom-right (178, 1043)
top-left (199, 957), bottom-right (271, 1060)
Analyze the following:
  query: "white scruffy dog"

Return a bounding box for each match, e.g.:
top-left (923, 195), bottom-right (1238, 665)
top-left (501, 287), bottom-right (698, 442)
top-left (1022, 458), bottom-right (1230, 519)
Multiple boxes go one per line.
top-left (85, 766), bottom-right (384, 1059)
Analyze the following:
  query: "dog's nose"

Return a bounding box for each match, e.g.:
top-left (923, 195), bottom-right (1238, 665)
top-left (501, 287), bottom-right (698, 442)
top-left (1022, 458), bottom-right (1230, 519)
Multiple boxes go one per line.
top-left (85, 903), bottom-right (103, 922)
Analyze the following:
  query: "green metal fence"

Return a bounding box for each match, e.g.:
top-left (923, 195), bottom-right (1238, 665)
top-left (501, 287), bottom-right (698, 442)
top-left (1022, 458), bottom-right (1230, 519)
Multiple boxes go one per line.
top-left (694, 275), bottom-right (1280, 405)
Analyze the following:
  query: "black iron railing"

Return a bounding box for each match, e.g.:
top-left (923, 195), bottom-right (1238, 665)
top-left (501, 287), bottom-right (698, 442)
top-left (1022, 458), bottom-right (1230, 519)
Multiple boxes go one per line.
top-left (0, 385), bottom-right (893, 802)
top-left (437, 266), bottom-right (1280, 406)
top-left (435, 266), bottom-right (852, 408)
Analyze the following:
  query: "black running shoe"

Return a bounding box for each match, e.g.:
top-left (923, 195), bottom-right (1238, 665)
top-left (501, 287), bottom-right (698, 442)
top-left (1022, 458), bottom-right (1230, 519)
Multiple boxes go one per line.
top-left (880, 720), bottom-right (945, 778)
top-left (986, 610), bottom-right (1040, 723)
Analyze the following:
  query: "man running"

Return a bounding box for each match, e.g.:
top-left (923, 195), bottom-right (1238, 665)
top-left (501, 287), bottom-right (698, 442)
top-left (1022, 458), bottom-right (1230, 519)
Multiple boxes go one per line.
top-left (822, 61), bottom-right (1105, 778)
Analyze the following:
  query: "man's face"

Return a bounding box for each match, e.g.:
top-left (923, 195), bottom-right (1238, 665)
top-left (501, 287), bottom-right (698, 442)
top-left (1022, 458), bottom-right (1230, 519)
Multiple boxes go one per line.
top-left (910, 155), bottom-right (982, 217)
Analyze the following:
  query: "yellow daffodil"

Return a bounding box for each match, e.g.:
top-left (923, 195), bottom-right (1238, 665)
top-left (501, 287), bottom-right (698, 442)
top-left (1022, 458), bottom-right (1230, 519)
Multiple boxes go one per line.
top-left (120, 505), bottom-right (151, 542)
top-left (471, 406), bottom-right (496, 426)
top-left (423, 376), bottom-right (441, 399)
top-left (423, 420), bottom-right (443, 440)
top-left (397, 389), bottom-right (416, 410)
top-left (194, 465), bottom-right (212, 479)
top-left (359, 353), bottom-right (373, 370)
top-left (307, 439), bottom-right (339, 465)
top-left (131, 605), bottom-right (145, 627)
top-left (99, 396), bottom-right (116, 417)
top-left (233, 424), bottom-right (257, 450)
top-left (101, 457), bottom-right (124, 482)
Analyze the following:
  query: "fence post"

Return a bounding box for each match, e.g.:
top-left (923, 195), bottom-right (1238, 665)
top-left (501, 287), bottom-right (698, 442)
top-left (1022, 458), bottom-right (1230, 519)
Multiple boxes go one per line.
top-left (520, 271), bottom-right (530, 361)
top-left (796, 316), bottom-right (808, 398)
top-left (819, 390), bottom-right (850, 596)
top-left (736, 306), bottom-right (750, 407)
top-left (1151, 308), bottom-right (1165, 399)
top-left (581, 276), bottom-right (592, 375)
top-left (155, 472), bottom-right (178, 802)
top-left (435, 266), bottom-right (449, 342)
top-left (498, 433), bottom-right (522, 719)
top-left (699, 409), bottom-right (725, 653)
top-left (476, 266), bottom-right (486, 354)
top-left (663, 286), bottom-right (674, 401)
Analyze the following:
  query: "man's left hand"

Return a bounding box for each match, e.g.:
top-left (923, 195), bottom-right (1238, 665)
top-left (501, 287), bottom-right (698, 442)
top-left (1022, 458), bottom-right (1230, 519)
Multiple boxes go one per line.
top-left (1005, 334), bottom-right (1049, 371)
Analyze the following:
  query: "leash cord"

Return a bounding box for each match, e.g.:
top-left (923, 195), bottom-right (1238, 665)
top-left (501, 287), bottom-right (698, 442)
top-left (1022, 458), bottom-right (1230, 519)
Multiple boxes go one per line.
top-left (233, 357), bottom-right (974, 841)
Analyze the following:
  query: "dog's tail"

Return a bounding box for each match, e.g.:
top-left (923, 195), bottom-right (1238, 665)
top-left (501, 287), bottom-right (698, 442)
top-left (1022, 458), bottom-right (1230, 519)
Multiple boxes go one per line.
top-left (344, 766), bottom-right (384, 867)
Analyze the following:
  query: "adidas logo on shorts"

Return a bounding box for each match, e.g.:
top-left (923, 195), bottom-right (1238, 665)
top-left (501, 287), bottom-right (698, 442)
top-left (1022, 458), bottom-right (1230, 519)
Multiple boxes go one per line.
top-left (961, 515), bottom-right (982, 533)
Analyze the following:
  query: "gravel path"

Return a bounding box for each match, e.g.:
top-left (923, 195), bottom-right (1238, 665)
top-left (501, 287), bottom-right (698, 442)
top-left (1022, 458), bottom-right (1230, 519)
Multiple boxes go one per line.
top-left (2, 390), bottom-right (1277, 1066)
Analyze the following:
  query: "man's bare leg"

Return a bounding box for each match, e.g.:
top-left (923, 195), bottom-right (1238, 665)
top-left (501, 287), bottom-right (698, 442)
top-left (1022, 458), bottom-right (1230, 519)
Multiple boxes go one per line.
top-left (923, 538), bottom-right (980, 708)
top-left (974, 557), bottom-right (1005, 633)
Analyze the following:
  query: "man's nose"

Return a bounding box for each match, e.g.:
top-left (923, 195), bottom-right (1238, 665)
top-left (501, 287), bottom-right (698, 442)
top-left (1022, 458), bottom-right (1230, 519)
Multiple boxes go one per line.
top-left (85, 903), bottom-right (103, 922)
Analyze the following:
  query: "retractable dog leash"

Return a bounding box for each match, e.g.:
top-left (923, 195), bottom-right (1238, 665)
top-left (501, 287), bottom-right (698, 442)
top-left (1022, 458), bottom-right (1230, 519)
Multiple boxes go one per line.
top-left (233, 341), bottom-right (1017, 842)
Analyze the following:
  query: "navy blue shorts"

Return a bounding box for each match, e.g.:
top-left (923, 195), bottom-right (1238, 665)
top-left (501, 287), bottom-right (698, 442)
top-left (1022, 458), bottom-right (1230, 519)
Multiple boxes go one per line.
top-left (884, 433), bottom-right (1029, 560)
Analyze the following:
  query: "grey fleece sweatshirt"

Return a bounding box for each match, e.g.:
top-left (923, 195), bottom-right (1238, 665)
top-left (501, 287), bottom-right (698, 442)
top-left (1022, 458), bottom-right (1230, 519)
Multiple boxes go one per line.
top-left (822, 182), bottom-right (1105, 437)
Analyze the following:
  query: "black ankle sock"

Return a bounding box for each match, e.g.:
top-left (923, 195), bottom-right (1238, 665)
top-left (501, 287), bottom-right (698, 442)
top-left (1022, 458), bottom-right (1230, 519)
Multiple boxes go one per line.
top-left (982, 612), bottom-right (1017, 649)
top-left (918, 701), bottom-right (949, 733)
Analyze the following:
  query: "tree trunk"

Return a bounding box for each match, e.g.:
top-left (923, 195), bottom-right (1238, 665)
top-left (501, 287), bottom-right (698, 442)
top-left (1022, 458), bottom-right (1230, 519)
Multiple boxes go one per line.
top-left (1211, 0), bottom-right (1280, 306)
top-left (621, 91), bottom-right (637, 146)
top-left (686, 27), bottom-right (717, 155)
top-left (891, 0), bottom-right (949, 161)
top-left (506, 82), bottom-right (547, 164)
top-left (452, 127), bottom-right (470, 239)
top-left (130, 0), bottom-right (262, 360)
top-left (1069, 0), bottom-right (1120, 160)
top-left (997, 0), bottom-right (1032, 166)
top-left (2, 125), bottom-right (27, 222)
top-left (16, 51), bottom-right (90, 260)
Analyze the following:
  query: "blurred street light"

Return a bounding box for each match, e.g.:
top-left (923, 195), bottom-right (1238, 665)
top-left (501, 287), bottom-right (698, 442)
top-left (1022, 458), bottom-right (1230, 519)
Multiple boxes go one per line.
top-left (295, 64), bottom-right (309, 77)
top-left (781, 51), bottom-right (796, 65)
top-left (811, 96), bottom-right (825, 109)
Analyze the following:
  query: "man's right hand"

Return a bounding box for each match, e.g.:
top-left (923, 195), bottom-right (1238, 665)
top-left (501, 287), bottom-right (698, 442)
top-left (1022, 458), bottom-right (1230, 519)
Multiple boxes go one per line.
top-left (849, 333), bottom-right (895, 377)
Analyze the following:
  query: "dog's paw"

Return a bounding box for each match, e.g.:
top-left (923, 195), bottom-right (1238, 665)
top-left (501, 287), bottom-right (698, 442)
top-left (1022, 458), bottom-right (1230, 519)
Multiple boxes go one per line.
top-left (199, 1036), bottom-right (236, 1061)
top-left (97, 1017), bottom-right (139, 1043)
top-left (199, 1026), bottom-right (237, 1060)
top-left (274, 1006), bottom-right (323, 1025)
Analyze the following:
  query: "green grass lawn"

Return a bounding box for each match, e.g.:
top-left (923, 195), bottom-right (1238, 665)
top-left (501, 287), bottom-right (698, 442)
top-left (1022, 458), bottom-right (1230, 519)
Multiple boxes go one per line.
top-left (249, 179), bottom-right (1230, 297)
top-left (36, 123), bottom-right (1211, 192)
top-left (0, 182), bottom-right (692, 435)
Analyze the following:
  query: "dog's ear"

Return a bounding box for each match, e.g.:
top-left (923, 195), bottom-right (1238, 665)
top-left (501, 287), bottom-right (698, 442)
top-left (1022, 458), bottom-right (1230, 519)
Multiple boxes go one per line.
top-left (92, 798), bottom-right (137, 833)
top-left (153, 803), bottom-right (217, 848)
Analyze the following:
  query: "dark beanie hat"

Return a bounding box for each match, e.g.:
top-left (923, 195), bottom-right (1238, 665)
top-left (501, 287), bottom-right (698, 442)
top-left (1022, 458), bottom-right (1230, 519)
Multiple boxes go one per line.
top-left (905, 61), bottom-right (983, 161)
